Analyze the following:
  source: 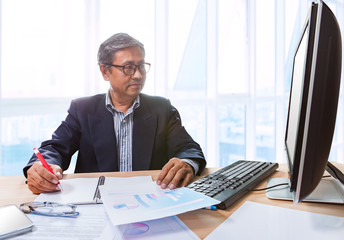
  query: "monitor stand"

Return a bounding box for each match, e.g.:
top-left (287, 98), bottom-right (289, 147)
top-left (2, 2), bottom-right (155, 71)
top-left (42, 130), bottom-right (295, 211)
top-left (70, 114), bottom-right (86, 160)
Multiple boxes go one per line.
top-left (266, 177), bottom-right (344, 204)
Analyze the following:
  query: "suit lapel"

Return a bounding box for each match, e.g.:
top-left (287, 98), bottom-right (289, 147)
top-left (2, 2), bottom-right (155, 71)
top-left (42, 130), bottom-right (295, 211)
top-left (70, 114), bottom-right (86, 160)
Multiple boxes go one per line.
top-left (132, 97), bottom-right (156, 170)
top-left (89, 97), bottom-right (119, 172)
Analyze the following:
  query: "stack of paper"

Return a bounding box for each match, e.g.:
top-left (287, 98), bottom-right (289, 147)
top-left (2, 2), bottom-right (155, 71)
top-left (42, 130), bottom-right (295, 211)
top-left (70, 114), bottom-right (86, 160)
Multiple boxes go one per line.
top-left (35, 176), bottom-right (219, 226)
top-left (16, 204), bottom-right (200, 240)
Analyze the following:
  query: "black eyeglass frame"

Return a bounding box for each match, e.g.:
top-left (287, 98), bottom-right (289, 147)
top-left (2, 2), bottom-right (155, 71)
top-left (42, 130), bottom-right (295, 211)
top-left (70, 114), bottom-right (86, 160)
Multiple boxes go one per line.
top-left (20, 201), bottom-right (79, 218)
top-left (105, 62), bottom-right (151, 76)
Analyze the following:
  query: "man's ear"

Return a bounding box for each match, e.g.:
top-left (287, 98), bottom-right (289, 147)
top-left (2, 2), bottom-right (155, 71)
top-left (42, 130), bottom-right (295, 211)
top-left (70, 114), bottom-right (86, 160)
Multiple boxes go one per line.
top-left (100, 64), bottom-right (110, 81)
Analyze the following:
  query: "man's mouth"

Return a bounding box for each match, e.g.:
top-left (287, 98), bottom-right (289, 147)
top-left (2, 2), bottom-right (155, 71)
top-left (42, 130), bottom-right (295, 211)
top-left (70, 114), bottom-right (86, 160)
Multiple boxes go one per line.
top-left (128, 82), bottom-right (142, 88)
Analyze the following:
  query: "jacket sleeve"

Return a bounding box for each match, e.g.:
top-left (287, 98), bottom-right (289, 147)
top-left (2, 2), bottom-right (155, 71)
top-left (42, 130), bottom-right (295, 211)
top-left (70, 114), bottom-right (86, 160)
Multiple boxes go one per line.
top-left (165, 100), bottom-right (206, 175)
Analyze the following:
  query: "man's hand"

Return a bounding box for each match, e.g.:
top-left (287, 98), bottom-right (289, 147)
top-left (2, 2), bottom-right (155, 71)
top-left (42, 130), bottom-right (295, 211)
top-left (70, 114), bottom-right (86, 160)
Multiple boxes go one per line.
top-left (26, 162), bottom-right (63, 194)
top-left (156, 157), bottom-right (195, 189)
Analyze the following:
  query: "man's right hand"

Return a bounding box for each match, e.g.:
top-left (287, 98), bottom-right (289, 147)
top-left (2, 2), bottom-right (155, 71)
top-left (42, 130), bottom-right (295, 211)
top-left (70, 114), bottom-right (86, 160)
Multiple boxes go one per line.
top-left (26, 162), bottom-right (63, 194)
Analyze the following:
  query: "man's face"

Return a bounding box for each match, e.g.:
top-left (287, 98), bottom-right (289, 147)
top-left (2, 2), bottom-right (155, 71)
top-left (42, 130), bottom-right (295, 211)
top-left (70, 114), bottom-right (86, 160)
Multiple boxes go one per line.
top-left (102, 46), bottom-right (146, 101)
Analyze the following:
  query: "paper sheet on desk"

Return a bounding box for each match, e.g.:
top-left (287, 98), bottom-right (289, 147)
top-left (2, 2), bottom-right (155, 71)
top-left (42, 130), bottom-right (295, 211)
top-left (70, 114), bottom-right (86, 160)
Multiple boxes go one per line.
top-left (100, 216), bottom-right (200, 240)
top-left (11, 204), bottom-right (200, 240)
top-left (35, 176), bottom-right (153, 204)
top-left (11, 202), bottom-right (200, 240)
top-left (11, 204), bottom-right (108, 240)
top-left (99, 184), bottom-right (220, 226)
top-left (204, 201), bottom-right (344, 240)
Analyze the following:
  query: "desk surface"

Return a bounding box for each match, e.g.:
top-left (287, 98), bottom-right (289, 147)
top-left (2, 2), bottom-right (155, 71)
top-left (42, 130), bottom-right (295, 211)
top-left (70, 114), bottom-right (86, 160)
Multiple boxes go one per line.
top-left (1, 163), bottom-right (343, 239)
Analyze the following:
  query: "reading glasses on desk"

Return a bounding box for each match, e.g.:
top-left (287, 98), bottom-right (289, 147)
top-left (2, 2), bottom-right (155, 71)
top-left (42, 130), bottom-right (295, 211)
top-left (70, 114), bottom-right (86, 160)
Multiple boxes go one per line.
top-left (19, 201), bottom-right (79, 218)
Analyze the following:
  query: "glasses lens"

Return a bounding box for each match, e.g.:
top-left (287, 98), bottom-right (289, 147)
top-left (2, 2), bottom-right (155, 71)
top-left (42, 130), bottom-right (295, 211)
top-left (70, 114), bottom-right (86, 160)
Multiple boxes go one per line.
top-left (141, 63), bottom-right (150, 73)
top-left (37, 204), bottom-right (74, 214)
top-left (123, 65), bottom-right (136, 75)
top-left (123, 63), bottom-right (150, 75)
top-left (20, 204), bottom-right (32, 213)
top-left (20, 202), bottom-right (78, 217)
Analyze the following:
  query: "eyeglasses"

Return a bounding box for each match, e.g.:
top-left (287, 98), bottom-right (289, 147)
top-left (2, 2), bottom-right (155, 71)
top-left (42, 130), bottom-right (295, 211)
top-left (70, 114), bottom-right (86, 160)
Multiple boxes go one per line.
top-left (20, 201), bottom-right (79, 218)
top-left (106, 63), bottom-right (151, 76)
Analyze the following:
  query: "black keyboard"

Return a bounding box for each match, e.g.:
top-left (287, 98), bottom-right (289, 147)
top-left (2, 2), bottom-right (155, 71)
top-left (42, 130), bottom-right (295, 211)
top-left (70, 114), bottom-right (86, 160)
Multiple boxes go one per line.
top-left (187, 160), bottom-right (279, 209)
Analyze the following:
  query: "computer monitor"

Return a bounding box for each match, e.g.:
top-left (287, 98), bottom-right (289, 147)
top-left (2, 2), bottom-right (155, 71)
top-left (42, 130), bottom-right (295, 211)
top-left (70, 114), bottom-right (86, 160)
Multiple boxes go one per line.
top-left (267, 0), bottom-right (344, 204)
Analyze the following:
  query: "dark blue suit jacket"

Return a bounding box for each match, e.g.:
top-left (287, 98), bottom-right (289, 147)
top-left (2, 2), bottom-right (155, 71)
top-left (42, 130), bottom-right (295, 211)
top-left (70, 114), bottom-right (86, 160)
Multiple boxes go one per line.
top-left (24, 93), bottom-right (206, 177)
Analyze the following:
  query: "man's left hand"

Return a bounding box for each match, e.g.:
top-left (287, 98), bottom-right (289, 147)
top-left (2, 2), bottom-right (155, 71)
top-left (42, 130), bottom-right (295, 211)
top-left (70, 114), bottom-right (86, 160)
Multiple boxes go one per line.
top-left (156, 157), bottom-right (194, 189)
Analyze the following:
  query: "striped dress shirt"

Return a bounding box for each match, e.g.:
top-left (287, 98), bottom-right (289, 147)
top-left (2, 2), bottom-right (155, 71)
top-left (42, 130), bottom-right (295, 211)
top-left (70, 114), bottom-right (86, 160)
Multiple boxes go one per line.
top-left (105, 91), bottom-right (140, 172)
top-left (105, 91), bottom-right (199, 174)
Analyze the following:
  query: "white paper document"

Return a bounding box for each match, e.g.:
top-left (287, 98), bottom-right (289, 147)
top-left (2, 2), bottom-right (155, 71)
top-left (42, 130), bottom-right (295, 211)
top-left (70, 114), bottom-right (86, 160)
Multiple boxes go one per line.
top-left (100, 216), bottom-right (200, 240)
top-left (205, 201), bottom-right (344, 240)
top-left (12, 204), bottom-right (108, 240)
top-left (35, 176), bottom-right (153, 204)
top-left (99, 184), bottom-right (220, 226)
top-left (12, 204), bottom-right (199, 240)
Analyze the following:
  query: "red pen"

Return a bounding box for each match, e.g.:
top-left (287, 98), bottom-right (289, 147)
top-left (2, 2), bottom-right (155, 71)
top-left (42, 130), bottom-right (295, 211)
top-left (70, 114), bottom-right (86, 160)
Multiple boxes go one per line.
top-left (33, 148), bottom-right (63, 191)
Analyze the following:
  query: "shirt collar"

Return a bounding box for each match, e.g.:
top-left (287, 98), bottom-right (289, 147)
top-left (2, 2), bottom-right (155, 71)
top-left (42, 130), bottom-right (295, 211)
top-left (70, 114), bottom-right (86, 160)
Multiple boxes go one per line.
top-left (105, 90), bottom-right (140, 114)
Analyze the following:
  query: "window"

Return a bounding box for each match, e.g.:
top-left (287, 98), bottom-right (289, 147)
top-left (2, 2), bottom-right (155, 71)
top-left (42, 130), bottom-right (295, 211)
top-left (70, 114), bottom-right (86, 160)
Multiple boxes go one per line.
top-left (1, 0), bottom-right (87, 99)
top-left (1, 0), bottom-right (343, 176)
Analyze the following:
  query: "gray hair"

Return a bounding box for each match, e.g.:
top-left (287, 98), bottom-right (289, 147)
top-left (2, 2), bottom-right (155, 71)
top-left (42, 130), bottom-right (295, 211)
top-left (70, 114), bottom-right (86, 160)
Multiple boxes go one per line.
top-left (97, 33), bottom-right (145, 67)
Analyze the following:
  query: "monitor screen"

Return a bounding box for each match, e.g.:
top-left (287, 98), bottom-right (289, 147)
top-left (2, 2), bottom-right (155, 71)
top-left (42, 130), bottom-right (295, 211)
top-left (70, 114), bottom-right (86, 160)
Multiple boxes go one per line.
top-left (285, 23), bottom-right (309, 183)
top-left (284, 0), bottom-right (342, 203)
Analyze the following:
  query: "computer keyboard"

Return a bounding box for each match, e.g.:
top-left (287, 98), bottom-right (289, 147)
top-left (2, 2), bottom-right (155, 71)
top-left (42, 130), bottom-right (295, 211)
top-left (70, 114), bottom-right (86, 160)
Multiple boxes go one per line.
top-left (186, 160), bottom-right (279, 209)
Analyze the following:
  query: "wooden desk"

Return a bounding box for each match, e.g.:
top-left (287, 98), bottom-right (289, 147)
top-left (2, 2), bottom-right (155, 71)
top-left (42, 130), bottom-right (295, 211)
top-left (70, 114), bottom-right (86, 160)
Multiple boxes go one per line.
top-left (1, 163), bottom-right (343, 239)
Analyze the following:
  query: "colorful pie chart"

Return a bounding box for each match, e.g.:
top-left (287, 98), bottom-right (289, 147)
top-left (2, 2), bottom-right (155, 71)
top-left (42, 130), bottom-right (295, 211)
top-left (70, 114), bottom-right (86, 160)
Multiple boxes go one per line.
top-left (124, 222), bottom-right (149, 235)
